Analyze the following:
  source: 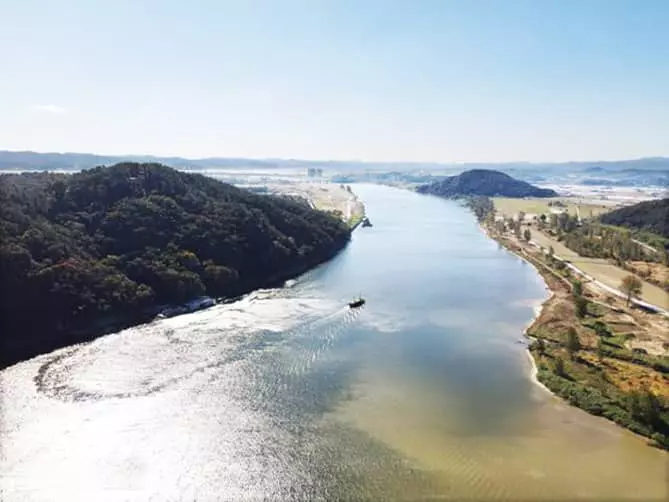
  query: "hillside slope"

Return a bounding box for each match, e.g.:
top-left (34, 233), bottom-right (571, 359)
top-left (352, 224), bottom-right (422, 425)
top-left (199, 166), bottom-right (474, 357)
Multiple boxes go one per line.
top-left (0, 163), bottom-right (350, 368)
top-left (416, 169), bottom-right (557, 198)
top-left (600, 198), bottom-right (669, 239)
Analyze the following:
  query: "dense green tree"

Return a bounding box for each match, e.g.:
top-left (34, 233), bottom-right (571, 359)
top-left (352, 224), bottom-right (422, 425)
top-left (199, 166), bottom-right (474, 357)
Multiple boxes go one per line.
top-left (574, 295), bottom-right (588, 318)
top-left (466, 196), bottom-right (494, 222)
top-left (554, 356), bottom-right (566, 377)
top-left (548, 213), bottom-right (558, 229)
top-left (558, 221), bottom-right (658, 264)
top-left (202, 262), bottom-right (239, 296)
top-left (523, 228), bottom-right (531, 242)
top-left (566, 327), bottom-right (581, 359)
top-left (0, 164), bottom-right (351, 368)
top-left (591, 321), bottom-right (611, 338)
top-left (627, 388), bottom-right (661, 426)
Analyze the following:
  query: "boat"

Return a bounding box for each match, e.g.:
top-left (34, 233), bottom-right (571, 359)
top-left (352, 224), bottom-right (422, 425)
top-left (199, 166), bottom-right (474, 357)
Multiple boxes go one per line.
top-left (348, 296), bottom-right (366, 309)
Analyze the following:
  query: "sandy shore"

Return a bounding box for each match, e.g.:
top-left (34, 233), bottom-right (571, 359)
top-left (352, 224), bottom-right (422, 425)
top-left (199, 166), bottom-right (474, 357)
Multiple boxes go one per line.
top-left (269, 182), bottom-right (365, 226)
top-left (525, 349), bottom-right (555, 396)
top-left (480, 222), bottom-right (559, 396)
top-left (523, 290), bottom-right (557, 397)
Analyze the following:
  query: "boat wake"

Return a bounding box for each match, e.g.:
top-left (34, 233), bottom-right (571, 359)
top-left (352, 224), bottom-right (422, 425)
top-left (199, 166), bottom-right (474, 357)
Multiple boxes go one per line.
top-left (33, 293), bottom-right (364, 403)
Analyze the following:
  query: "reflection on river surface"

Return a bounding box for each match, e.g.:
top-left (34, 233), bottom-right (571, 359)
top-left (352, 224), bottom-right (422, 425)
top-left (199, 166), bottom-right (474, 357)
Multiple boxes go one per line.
top-left (1, 185), bottom-right (666, 501)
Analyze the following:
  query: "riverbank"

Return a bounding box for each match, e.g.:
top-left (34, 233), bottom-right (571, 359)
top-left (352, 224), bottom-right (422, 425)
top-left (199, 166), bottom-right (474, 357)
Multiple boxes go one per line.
top-left (0, 250), bottom-right (346, 371)
top-left (479, 221), bottom-right (669, 450)
top-left (267, 182), bottom-right (366, 228)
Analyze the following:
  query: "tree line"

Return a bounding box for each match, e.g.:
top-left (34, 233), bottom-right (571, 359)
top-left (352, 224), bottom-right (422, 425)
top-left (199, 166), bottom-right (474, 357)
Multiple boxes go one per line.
top-left (600, 198), bottom-right (669, 244)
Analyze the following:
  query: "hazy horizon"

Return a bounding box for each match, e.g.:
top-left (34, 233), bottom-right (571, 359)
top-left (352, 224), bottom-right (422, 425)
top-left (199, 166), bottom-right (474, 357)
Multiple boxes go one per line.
top-left (2, 1), bottom-right (668, 162)
top-left (1, 148), bottom-right (669, 167)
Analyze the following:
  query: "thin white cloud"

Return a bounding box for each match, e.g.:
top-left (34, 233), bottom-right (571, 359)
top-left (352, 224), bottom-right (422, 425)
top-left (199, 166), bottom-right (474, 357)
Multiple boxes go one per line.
top-left (33, 104), bottom-right (67, 114)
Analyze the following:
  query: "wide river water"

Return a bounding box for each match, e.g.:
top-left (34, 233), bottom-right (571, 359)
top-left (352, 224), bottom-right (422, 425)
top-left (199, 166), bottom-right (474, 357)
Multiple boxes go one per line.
top-left (1, 184), bottom-right (667, 501)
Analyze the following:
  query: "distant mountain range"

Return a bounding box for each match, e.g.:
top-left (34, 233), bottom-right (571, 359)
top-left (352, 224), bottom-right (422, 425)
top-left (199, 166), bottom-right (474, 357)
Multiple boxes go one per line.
top-left (1, 150), bottom-right (668, 173)
top-left (0, 150), bottom-right (278, 171)
top-left (416, 169), bottom-right (558, 198)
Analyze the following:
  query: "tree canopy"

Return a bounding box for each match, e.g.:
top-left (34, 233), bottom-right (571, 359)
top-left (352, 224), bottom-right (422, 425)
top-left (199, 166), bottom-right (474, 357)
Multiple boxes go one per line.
top-left (600, 198), bottom-right (669, 242)
top-left (620, 275), bottom-right (643, 306)
top-left (0, 163), bottom-right (350, 368)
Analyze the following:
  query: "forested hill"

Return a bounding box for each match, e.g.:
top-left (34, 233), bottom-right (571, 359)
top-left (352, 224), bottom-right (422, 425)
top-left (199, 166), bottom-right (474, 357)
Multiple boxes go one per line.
top-left (600, 198), bottom-right (669, 239)
top-left (0, 163), bottom-right (350, 368)
top-left (416, 169), bottom-right (557, 198)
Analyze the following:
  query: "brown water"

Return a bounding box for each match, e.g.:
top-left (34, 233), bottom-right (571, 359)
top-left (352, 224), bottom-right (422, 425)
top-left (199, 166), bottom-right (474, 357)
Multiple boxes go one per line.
top-left (0, 184), bottom-right (666, 501)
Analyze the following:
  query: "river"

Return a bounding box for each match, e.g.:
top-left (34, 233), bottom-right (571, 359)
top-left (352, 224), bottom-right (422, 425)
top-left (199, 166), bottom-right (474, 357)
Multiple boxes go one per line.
top-left (0, 184), bottom-right (666, 501)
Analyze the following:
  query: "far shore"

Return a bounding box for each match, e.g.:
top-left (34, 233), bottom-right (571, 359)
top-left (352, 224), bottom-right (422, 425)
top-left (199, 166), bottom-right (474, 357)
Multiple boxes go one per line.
top-left (269, 182), bottom-right (366, 228)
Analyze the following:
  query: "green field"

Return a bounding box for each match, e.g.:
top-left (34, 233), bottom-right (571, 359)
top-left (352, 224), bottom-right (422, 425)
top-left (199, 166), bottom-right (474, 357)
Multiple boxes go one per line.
top-left (529, 231), bottom-right (579, 259)
top-left (493, 197), bottom-right (614, 219)
top-left (573, 260), bottom-right (669, 309)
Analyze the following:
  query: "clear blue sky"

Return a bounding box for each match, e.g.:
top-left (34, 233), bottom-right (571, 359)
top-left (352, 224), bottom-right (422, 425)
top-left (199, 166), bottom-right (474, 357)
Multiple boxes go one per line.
top-left (1, 0), bottom-right (667, 162)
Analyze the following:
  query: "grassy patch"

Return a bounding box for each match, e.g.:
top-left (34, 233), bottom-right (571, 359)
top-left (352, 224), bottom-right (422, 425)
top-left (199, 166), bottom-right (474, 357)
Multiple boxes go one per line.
top-left (527, 326), bottom-right (566, 345)
top-left (493, 197), bottom-right (612, 219)
top-left (603, 333), bottom-right (635, 349)
top-left (599, 345), bottom-right (669, 374)
top-left (347, 213), bottom-right (364, 228)
top-left (581, 319), bottom-right (612, 338)
top-left (534, 357), bottom-right (669, 450)
top-left (586, 302), bottom-right (607, 317)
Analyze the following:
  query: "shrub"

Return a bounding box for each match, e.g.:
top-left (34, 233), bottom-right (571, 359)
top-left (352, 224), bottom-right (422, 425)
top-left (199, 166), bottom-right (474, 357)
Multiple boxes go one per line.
top-left (591, 320), bottom-right (612, 337)
top-left (574, 295), bottom-right (588, 318)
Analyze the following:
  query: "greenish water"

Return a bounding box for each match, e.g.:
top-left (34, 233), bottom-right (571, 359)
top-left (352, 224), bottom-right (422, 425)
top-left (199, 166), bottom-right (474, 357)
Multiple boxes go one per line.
top-left (1, 184), bottom-right (666, 501)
